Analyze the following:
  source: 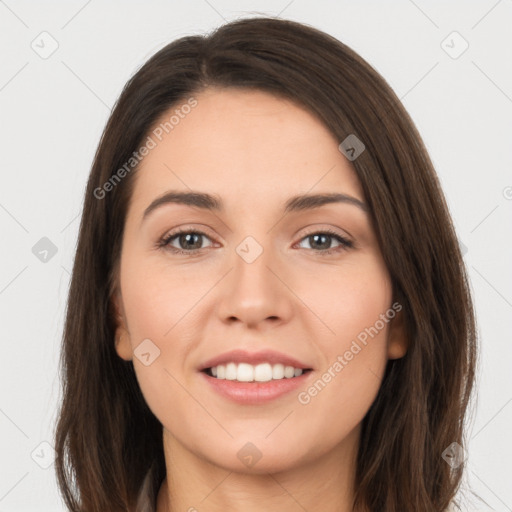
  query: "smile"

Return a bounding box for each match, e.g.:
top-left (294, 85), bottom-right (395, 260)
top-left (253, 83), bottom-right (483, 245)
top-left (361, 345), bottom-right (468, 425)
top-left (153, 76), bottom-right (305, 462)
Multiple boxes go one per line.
top-left (200, 365), bottom-right (313, 405)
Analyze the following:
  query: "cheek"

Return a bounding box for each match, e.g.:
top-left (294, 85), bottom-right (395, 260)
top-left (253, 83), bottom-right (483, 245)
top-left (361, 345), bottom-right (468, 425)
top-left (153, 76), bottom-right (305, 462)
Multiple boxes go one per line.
top-left (292, 314), bottom-right (391, 461)
top-left (293, 256), bottom-right (391, 426)
top-left (300, 253), bottom-right (392, 357)
top-left (118, 254), bottom-right (197, 416)
top-left (120, 249), bottom-right (200, 342)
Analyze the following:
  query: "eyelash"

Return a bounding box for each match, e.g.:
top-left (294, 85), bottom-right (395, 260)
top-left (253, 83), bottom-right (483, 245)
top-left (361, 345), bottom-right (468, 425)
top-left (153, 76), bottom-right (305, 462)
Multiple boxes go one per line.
top-left (157, 227), bottom-right (354, 257)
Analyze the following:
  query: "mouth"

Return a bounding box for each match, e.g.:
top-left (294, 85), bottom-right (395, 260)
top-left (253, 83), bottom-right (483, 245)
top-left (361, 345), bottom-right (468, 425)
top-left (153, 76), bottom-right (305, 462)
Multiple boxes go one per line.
top-left (197, 349), bottom-right (314, 404)
top-left (199, 363), bottom-right (314, 405)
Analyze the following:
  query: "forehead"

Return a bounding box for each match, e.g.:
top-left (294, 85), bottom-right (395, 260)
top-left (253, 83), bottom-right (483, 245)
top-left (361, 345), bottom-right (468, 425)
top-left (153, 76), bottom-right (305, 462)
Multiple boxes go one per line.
top-left (130, 87), bottom-right (364, 214)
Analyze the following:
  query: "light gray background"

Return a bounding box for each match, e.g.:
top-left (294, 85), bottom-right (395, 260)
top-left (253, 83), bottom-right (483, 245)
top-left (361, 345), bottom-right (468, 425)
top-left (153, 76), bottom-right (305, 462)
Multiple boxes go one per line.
top-left (1, 1), bottom-right (511, 510)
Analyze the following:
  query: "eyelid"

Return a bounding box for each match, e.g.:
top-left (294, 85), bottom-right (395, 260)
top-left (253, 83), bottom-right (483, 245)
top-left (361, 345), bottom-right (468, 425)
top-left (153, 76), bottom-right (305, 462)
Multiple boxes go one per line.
top-left (159, 224), bottom-right (218, 242)
top-left (296, 224), bottom-right (353, 241)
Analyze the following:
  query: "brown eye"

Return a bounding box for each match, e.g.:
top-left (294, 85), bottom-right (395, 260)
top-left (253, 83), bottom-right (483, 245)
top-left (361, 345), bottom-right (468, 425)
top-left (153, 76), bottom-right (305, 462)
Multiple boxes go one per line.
top-left (296, 230), bottom-right (353, 255)
top-left (159, 230), bottom-right (213, 254)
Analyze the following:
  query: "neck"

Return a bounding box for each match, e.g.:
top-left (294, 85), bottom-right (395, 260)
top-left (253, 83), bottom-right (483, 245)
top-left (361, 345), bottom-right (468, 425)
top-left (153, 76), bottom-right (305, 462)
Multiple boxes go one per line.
top-left (156, 426), bottom-right (360, 512)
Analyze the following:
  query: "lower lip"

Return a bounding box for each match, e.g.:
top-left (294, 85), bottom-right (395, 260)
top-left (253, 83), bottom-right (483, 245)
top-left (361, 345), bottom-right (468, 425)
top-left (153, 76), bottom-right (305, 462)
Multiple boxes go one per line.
top-left (200, 370), bottom-right (313, 405)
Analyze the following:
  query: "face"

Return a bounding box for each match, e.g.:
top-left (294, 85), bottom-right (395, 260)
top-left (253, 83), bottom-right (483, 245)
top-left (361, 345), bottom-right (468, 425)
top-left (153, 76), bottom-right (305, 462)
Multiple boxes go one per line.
top-left (113, 87), bottom-right (407, 474)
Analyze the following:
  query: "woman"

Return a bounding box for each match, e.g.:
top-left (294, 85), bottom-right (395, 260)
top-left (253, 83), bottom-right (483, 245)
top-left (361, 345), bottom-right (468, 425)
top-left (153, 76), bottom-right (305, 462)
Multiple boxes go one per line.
top-left (54, 16), bottom-right (476, 511)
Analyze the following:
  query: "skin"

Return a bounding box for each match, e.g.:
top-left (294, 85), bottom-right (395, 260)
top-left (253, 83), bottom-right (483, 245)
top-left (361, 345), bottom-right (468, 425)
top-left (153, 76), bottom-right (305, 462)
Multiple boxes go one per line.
top-left (113, 87), bottom-right (408, 512)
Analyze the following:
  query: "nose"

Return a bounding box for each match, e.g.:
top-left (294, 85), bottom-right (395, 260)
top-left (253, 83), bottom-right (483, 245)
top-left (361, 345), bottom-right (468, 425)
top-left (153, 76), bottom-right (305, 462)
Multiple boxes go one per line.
top-left (216, 237), bottom-right (294, 329)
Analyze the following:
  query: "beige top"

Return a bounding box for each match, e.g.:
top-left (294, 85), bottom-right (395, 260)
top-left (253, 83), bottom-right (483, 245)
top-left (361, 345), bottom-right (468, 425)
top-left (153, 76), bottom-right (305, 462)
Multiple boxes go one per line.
top-left (135, 466), bottom-right (157, 512)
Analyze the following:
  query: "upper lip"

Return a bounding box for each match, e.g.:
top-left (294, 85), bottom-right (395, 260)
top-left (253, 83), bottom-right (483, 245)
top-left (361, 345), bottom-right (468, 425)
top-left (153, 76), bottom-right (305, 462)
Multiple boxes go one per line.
top-left (198, 349), bottom-right (312, 371)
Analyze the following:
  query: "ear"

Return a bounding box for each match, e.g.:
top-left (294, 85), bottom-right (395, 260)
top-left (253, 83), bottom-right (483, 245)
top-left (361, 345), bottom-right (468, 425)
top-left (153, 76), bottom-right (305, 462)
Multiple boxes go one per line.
top-left (112, 290), bottom-right (133, 361)
top-left (386, 307), bottom-right (408, 360)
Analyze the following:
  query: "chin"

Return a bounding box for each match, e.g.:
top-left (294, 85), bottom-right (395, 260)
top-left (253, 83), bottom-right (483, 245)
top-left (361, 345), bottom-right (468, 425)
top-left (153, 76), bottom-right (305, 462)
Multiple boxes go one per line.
top-left (191, 436), bottom-right (311, 475)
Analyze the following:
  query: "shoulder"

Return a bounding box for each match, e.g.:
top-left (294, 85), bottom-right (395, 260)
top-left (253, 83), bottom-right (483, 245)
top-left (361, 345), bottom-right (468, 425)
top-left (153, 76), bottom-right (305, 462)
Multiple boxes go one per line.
top-left (135, 465), bottom-right (157, 512)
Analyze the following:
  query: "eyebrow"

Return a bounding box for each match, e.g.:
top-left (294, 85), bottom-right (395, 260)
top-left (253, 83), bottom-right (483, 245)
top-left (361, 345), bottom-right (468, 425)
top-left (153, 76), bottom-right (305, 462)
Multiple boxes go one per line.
top-left (142, 190), bottom-right (369, 222)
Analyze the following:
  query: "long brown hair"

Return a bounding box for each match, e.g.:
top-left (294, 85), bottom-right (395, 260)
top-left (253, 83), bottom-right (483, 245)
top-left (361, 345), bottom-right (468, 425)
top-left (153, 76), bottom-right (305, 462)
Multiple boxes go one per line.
top-left (54, 16), bottom-right (477, 511)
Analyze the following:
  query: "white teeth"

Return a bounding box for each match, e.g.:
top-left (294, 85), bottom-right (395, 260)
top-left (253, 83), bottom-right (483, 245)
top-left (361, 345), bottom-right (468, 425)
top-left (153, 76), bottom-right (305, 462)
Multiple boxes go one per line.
top-left (272, 363), bottom-right (284, 379)
top-left (208, 362), bottom-right (305, 381)
top-left (225, 362), bottom-right (237, 380)
top-left (284, 365), bottom-right (295, 378)
top-left (237, 363), bottom-right (254, 382)
top-left (254, 363), bottom-right (272, 382)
